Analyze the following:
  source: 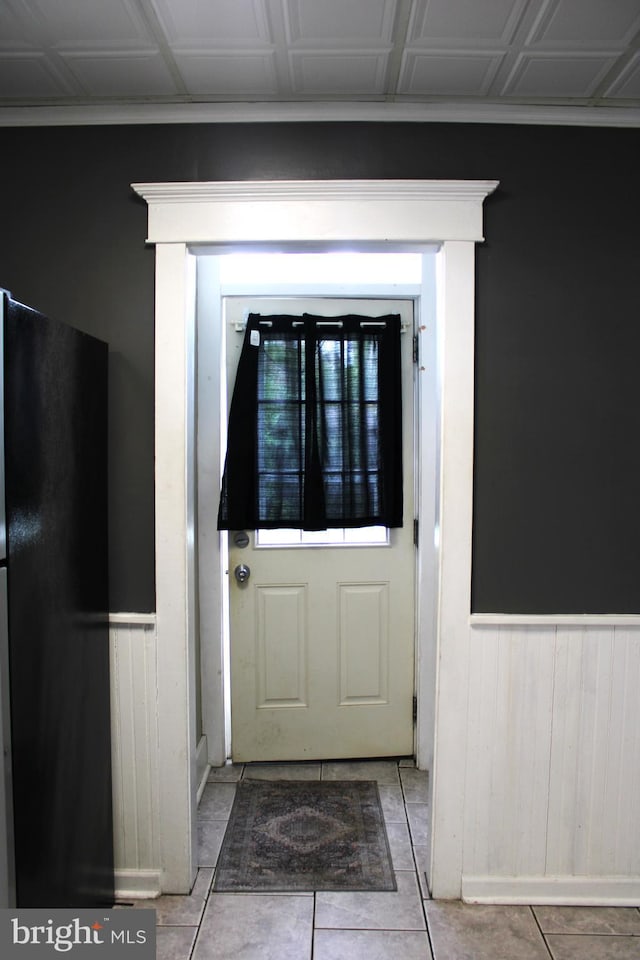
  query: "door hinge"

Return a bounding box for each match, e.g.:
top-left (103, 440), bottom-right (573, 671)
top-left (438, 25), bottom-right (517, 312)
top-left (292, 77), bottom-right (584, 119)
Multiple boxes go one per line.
top-left (413, 694), bottom-right (418, 723)
top-left (413, 332), bottom-right (419, 364)
top-left (413, 518), bottom-right (419, 547)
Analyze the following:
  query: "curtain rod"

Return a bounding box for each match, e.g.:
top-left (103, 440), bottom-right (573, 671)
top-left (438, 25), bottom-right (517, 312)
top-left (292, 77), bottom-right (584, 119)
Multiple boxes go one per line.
top-left (233, 317), bottom-right (410, 333)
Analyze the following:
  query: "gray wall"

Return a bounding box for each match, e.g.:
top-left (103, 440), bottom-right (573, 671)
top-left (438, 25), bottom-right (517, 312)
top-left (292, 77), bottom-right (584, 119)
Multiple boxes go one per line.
top-left (0, 122), bottom-right (638, 613)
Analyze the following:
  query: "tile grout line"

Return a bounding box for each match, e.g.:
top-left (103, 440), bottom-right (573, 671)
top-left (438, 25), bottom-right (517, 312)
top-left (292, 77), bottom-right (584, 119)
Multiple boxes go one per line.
top-left (189, 762), bottom-right (244, 959)
top-left (399, 763), bottom-right (435, 959)
top-left (310, 891), bottom-right (317, 960)
top-left (187, 869), bottom-right (213, 960)
top-left (529, 904), bottom-right (556, 960)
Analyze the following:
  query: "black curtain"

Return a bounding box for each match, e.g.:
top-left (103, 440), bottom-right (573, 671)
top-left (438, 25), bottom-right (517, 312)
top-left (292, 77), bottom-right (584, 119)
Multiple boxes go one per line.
top-left (218, 313), bottom-right (403, 531)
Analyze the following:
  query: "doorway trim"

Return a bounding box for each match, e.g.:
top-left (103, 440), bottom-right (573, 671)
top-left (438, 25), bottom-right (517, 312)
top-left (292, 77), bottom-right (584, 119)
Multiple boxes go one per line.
top-left (132, 178), bottom-right (498, 898)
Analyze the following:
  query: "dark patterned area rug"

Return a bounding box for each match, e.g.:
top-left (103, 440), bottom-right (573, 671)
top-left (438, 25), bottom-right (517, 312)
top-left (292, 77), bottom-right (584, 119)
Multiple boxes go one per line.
top-left (213, 779), bottom-right (397, 892)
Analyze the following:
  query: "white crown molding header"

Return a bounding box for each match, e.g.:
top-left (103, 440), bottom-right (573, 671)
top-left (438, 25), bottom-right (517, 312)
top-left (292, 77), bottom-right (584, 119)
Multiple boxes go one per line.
top-left (132, 178), bottom-right (499, 205)
top-left (0, 100), bottom-right (639, 128)
top-left (131, 178), bottom-right (499, 246)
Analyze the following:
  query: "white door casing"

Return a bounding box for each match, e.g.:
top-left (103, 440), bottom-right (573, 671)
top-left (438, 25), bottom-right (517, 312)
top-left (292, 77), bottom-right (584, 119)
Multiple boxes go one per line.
top-left (224, 297), bottom-right (416, 762)
top-left (132, 178), bottom-right (498, 897)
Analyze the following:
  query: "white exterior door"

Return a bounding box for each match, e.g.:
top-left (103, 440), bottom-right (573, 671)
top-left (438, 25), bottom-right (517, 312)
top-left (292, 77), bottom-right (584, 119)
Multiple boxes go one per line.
top-left (225, 297), bottom-right (416, 762)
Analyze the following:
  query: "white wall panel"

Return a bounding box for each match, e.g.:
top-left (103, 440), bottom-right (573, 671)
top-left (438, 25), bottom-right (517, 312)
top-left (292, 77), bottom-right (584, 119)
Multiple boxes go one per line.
top-left (547, 627), bottom-right (640, 877)
top-left (462, 622), bottom-right (640, 903)
top-left (464, 627), bottom-right (554, 878)
top-left (611, 630), bottom-right (640, 875)
top-left (109, 615), bottom-right (161, 899)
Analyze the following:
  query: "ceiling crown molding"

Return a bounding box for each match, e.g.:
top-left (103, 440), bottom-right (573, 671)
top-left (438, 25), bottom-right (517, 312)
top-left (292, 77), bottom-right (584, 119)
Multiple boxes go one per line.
top-left (1, 100), bottom-right (639, 128)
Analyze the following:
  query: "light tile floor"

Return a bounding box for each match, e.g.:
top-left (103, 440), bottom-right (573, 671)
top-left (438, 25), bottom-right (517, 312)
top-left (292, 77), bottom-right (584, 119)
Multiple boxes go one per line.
top-left (127, 759), bottom-right (640, 960)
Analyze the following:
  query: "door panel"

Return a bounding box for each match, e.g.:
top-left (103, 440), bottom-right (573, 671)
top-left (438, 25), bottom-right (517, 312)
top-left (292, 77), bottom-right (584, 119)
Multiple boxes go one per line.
top-left (225, 297), bottom-right (415, 761)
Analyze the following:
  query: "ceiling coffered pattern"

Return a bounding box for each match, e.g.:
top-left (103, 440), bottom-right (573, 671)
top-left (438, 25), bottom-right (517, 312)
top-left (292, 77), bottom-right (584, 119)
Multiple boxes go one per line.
top-left (0, 0), bottom-right (639, 125)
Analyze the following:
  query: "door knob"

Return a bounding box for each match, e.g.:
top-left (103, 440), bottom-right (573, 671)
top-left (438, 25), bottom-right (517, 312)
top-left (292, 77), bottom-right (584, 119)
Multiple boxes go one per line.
top-left (234, 563), bottom-right (250, 584)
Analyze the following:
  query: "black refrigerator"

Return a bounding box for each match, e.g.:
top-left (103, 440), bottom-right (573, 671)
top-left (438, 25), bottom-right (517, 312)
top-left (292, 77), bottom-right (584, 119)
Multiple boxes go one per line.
top-left (0, 291), bottom-right (113, 907)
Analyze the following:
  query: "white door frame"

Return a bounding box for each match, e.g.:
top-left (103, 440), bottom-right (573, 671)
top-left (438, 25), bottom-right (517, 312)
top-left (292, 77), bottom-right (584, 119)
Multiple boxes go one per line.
top-left (220, 291), bottom-right (419, 763)
top-left (132, 178), bottom-right (498, 897)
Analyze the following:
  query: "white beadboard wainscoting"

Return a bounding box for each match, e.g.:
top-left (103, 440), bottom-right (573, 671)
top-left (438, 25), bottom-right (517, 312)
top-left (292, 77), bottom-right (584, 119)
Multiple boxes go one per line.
top-left (461, 618), bottom-right (640, 905)
top-left (108, 613), bottom-right (640, 904)
top-left (109, 614), bottom-right (211, 901)
top-left (109, 614), bottom-right (163, 900)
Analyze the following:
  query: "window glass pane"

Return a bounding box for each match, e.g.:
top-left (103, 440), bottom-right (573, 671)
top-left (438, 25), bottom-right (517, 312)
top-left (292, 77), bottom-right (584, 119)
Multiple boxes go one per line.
top-left (343, 525), bottom-right (388, 544)
top-left (256, 526), bottom-right (389, 547)
top-left (256, 528), bottom-right (302, 546)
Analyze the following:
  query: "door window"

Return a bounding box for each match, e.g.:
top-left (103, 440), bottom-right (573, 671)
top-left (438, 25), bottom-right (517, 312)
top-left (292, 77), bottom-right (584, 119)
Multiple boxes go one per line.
top-left (218, 313), bottom-right (404, 533)
top-left (256, 526), bottom-right (388, 547)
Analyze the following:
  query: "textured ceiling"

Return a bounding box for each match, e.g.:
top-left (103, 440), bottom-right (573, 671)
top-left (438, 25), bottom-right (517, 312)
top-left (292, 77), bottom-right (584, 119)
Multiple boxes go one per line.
top-left (1, 0), bottom-right (639, 125)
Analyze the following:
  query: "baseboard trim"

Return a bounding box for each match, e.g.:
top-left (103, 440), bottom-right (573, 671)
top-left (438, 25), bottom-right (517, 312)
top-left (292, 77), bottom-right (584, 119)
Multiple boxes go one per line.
top-left (462, 875), bottom-right (640, 906)
top-left (114, 869), bottom-right (162, 901)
